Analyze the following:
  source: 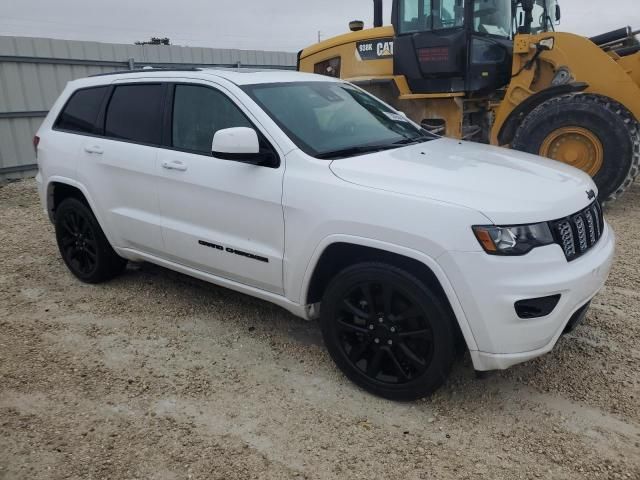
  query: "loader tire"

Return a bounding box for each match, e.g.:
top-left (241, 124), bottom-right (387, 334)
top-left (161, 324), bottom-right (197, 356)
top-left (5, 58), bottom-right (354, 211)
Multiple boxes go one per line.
top-left (512, 93), bottom-right (640, 204)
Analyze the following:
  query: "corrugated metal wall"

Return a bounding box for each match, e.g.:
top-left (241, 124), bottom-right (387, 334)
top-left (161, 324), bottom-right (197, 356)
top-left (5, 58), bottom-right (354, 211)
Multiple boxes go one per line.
top-left (0, 35), bottom-right (297, 179)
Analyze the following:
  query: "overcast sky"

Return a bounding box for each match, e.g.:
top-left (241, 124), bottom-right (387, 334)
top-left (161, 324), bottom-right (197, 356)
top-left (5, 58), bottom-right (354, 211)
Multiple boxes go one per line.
top-left (1, 0), bottom-right (638, 52)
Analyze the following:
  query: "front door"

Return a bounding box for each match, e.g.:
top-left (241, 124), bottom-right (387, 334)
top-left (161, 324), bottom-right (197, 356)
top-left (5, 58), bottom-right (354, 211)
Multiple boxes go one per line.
top-left (156, 82), bottom-right (285, 294)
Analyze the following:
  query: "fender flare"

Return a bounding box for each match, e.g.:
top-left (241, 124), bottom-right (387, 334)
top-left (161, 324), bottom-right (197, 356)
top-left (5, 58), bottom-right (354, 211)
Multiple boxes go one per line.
top-left (298, 234), bottom-right (479, 352)
top-left (497, 82), bottom-right (589, 146)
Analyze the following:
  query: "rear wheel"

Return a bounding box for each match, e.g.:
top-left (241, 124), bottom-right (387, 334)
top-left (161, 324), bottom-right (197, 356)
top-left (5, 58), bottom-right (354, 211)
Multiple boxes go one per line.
top-left (512, 94), bottom-right (640, 203)
top-left (320, 262), bottom-right (456, 401)
top-left (54, 198), bottom-right (127, 283)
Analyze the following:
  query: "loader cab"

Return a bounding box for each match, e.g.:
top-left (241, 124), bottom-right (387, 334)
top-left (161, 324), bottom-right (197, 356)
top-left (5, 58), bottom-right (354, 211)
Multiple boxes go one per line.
top-left (391, 0), bottom-right (557, 95)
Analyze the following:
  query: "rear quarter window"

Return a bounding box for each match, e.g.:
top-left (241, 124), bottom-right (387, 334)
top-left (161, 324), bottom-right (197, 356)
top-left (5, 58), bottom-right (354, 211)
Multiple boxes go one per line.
top-left (54, 86), bottom-right (109, 134)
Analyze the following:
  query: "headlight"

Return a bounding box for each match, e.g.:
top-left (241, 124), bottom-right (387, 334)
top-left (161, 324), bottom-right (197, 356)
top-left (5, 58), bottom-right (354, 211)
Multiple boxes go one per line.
top-left (472, 223), bottom-right (554, 256)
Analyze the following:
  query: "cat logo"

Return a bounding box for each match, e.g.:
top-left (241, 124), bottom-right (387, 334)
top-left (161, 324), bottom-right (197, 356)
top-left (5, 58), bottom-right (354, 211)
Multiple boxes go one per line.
top-left (377, 42), bottom-right (393, 57)
top-left (356, 38), bottom-right (394, 61)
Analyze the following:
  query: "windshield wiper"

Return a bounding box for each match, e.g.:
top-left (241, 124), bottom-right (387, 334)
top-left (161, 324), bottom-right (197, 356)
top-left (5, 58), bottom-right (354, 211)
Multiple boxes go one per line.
top-left (315, 144), bottom-right (400, 160)
top-left (392, 136), bottom-right (429, 145)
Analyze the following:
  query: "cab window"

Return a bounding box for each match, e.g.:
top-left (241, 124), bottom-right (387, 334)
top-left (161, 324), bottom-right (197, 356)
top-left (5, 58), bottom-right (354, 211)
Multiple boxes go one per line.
top-left (473, 0), bottom-right (512, 37)
top-left (398, 0), bottom-right (466, 34)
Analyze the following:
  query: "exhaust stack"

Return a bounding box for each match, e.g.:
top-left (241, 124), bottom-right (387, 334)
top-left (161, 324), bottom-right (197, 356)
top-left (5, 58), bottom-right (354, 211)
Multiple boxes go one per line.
top-left (373, 0), bottom-right (383, 28)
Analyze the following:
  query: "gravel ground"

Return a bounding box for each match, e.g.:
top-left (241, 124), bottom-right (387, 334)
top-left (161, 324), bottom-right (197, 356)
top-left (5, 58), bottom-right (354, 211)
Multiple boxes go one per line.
top-left (1, 178), bottom-right (639, 480)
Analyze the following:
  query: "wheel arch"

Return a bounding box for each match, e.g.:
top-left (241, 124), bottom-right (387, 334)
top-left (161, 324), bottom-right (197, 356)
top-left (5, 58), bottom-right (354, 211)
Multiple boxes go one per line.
top-left (45, 177), bottom-right (93, 222)
top-left (46, 179), bottom-right (91, 222)
top-left (300, 236), bottom-right (479, 352)
top-left (44, 177), bottom-right (115, 247)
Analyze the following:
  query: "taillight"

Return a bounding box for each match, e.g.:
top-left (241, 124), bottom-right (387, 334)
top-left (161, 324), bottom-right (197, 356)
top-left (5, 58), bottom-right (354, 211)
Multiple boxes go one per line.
top-left (33, 135), bottom-right (40, 157)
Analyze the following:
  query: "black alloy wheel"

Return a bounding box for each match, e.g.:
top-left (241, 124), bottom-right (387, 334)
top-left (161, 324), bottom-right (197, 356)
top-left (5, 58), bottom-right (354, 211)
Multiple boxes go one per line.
top-left (58, 208), bottom-right (99, 276)
top-left (321, 262), bottom-right (456, 401)
top-left (54, 197), bottom-right (127, 283)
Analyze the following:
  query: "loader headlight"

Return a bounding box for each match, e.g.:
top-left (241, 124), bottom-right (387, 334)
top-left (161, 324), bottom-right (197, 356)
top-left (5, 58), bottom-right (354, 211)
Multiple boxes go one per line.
top-left (472, 223), bottom-right (554, 255)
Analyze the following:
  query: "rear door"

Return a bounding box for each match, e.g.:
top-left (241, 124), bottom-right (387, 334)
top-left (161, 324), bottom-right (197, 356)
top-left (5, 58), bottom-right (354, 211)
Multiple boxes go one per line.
top-left (156, 81), bottom-right (286, 294)
top-left (75, 82), bottom-right (166, 254)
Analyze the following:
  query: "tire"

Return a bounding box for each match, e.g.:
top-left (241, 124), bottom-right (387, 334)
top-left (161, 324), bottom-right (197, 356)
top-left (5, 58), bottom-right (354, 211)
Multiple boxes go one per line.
top-left (320, 262), bottom-right (456, 401)
top-left (512, 93), bottom-right (640, 203)
top-left (54, 198), bottom-right (127, 283)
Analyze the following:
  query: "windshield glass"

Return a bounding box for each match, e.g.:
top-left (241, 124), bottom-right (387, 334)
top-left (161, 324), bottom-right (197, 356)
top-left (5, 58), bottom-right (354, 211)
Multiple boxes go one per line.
top-left (242, 82), bottom-right (432, 159)
top-left (398, 0), bottom-right (466, 34)
top-left (473, 0), bottom-right (512, 37)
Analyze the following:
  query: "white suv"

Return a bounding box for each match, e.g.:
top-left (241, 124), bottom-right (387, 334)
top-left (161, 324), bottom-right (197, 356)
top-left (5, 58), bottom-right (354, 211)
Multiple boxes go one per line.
top-left (35, 68), bottom-right (615, 400)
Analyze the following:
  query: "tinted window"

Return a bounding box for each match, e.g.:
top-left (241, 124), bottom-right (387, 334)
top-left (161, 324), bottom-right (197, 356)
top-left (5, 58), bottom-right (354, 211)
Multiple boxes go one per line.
top-left (172, 84), bottom-right (252, 154)
top-left (55, 86), bottom-right (108, 134)
top-left (105, 84), bottom-right (164, 144)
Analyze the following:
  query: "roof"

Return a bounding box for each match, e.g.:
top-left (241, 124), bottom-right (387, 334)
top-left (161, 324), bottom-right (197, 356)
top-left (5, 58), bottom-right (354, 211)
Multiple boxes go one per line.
top-left (77, 67), bottom-right (337, 88)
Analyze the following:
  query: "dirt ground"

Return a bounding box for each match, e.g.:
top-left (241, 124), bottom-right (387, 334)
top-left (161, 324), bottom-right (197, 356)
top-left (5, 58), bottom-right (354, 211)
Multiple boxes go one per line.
top-left (0, 178), bottom-right (638, 480)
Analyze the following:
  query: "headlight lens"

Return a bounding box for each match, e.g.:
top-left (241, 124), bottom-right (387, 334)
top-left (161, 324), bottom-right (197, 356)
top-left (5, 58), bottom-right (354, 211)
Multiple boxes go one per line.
top-left (472, 223), bottom-right (554, 255)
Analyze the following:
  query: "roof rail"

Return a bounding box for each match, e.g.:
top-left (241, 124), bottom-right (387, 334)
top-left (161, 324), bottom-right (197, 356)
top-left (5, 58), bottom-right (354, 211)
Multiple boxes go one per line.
top-left (90, 67), bottom-right (201, 77)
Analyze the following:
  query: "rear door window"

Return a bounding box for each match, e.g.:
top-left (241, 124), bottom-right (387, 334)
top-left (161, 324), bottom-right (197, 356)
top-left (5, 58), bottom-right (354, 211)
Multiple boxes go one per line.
top-left (55, 86), bottom-right (109, 134)
top-left (104, 84), bottom-right (165, 145)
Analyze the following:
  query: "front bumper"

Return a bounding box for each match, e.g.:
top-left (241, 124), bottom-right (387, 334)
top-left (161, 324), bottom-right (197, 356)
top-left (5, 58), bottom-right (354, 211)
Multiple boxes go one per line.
top-left (439, 222), bottom-right (615, 371)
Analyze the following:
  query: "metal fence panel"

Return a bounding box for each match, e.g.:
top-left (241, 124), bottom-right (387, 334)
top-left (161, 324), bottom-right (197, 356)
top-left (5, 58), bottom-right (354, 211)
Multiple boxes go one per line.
top-left (0, 35), bottom-right (296, 178)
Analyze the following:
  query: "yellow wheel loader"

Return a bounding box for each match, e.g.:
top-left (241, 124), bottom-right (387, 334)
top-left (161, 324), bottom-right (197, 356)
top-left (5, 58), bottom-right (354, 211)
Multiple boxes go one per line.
top-left (298, 0), bottom-right (640, 202)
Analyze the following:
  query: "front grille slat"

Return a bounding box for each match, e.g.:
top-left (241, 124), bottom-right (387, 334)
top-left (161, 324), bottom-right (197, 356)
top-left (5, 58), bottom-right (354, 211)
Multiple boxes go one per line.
top-left (584, 209), bottom-right (596, 246)
top-left (551, 201), bottom-right (604, 261)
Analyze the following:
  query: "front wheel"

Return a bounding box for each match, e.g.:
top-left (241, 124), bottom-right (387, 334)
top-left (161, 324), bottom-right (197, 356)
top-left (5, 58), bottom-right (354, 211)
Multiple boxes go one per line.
top-left (512, 94), bottom-right (640, 203)
top-left (320, 262), bottom-right (456, 401)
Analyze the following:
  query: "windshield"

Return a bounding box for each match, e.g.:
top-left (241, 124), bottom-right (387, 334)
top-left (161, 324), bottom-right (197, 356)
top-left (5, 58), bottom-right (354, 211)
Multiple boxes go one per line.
top-left (242, 82), bottom-right (433, 159)
top-left (473, 0), bottom-right (512, 38)
top-left (398, 0), bottom-right (466, 34)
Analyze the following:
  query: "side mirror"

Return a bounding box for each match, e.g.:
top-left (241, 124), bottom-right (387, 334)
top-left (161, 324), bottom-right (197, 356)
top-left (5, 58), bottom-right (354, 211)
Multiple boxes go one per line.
top-left (555, 5), bottom-right (561, 22)
top-left (212, 127), bottom-right (262, 163)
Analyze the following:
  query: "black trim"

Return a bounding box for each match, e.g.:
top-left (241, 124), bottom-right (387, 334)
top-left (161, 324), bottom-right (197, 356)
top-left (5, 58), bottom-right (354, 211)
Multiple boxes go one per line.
top-left (161, 83), bottom-right (175, 148)
top-left (94, 85), bottom-right (114, 136)
top-left (515, 294), bottom-right (561, 319)
top-left (497, 82), bottom-right (589, 146)
top-left (212, 150), bottom-right (274, 165)
top-left (562, 301), bottom-right (591, 334)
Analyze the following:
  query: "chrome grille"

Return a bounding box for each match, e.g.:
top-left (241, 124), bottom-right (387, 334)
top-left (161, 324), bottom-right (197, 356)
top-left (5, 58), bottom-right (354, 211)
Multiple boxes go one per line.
top-left (551, 201), bottom-right (604, 261)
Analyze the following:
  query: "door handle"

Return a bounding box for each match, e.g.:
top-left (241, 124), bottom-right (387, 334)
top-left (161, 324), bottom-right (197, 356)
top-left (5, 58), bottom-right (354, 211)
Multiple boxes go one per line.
top-left (161, 160), bottom-right (188, 172)
top-left (84, 145), bottom-right (103, 155)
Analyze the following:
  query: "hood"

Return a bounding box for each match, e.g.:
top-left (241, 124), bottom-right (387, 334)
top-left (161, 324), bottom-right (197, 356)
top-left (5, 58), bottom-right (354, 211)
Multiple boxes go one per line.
top-left (329, 138), bottom-right (597, 224)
